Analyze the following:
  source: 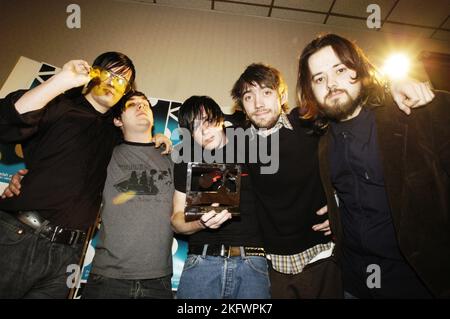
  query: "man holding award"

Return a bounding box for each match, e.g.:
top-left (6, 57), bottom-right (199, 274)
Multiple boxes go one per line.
top-left (171, 95), bottom-right (270, 299)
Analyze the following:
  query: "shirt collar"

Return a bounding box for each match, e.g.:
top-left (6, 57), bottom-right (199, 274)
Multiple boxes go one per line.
top-left (330, 107), bottom-right (374, 143)
top-left (251, 111), bottom-right (293, 138)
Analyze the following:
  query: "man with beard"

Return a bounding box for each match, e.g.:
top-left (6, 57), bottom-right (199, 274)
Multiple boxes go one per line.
top-left (296, 33), bottom-right (449, 298)
top-left (230, 62), bottom-right (435, 298)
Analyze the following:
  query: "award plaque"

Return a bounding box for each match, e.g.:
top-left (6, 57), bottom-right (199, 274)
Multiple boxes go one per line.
top-left (184, 162), bottom-right (241, 221)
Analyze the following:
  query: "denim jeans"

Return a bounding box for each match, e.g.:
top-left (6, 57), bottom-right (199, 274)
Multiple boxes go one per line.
top-left (83, 273), bottom-right (173, 299)
top-left (176, 251), bottom-right (271, 299)
top-left (0, 210), bottom-right (82, 299)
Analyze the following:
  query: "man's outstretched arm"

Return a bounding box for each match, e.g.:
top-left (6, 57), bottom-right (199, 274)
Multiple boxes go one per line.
top-left (14, 60), bottom-right (91, 114)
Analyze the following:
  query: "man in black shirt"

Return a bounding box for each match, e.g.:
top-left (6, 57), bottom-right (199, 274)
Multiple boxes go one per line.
top-left (296, 33), bottom-right (449, 298)
top-left (0, 52), bottom-right (135, 298)
top-left (231, 64), bottom-right (336, 298)
top-left (171, 96), bottom-right (270, 299)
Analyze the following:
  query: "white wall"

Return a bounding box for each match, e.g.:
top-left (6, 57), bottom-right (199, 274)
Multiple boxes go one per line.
top-left (1, 0), bottom-right (449, 112)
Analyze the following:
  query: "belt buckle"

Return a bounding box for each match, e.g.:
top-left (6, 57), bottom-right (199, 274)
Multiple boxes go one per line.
top-left (218, 245), bottom-right (243, 258)
top-left (50, 226), bottom-right (62, 242)
top-left (228, 246), bottom-right (241, 258)
top-left (227, 246), bottom-right (232, 258)
top-left (220, 245), bottom-right (226, 257)
top-left (218, 245), bottom-right (233, 258)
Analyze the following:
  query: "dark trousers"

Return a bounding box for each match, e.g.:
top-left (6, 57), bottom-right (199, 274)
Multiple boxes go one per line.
top-left (342, 249), bottom-right (434, 299)
top-left (83, 273), bottom-right (173, 299)
top-left (0, 210), bottom-right (82, 299)
top-left (269, 257), bottom-right (343, 299)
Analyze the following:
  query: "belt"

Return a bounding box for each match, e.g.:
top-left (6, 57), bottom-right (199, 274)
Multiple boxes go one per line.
top-left (13, 211), bottom-right (86, 246)
top-left (189, 244), bottom-right (266, 258)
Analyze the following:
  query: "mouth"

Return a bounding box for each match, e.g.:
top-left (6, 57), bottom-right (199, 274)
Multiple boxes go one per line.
top-left (136, 111), bottom-right (147, 117)
top-left (103, 88), bottom-right (114, 96)
top-left (253, 110), bottom-right (270, 117)
top-left (327, 90), bottom-right (345, 99)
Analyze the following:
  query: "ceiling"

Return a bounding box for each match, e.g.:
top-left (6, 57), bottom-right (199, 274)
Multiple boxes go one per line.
top-left (124, 0), bottom-right (450, 42)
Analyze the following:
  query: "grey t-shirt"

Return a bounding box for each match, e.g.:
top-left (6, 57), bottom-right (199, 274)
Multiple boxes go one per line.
top-left (91, 141), bottom-right (174, 280)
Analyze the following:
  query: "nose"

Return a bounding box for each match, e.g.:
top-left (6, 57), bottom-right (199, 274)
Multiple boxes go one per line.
top-left (254, 92), bottom-right (264, 109)
top-left (105, 76), bottom-right (115, 87)
top-left (326, 74), bottom-right (337, 91)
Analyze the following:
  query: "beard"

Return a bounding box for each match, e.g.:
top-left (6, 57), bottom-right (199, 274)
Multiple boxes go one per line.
top-left (318, 88), bottom-right (362, 121)
top-left (248, 109), bottom-right (279, 129)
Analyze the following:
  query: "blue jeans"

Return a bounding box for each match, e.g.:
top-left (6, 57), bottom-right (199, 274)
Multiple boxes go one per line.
top-left (83, 273), bottom-right (173, 299)
top-left (176, 251), bottom-right (271, 299)
top-left (0, 210), bottom-right (82, 299)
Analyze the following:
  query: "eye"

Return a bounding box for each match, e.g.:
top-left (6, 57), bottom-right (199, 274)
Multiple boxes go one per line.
top-left (243, 95), bottom-right (252, 102)
top-left (263, 90), bottom-right (272, 96)
top-left (99, 70), bottom-right (110, 81)
top-left (337, 67), bottom-right (347, 74)
top-left (314, 76), bottom-right (324, 84)
top-left (114, 78), bottom-right (127, 88)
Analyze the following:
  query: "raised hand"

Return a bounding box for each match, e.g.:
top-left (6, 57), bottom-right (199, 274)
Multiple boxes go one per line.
top-left (55, 60), bottom-right (92, 90)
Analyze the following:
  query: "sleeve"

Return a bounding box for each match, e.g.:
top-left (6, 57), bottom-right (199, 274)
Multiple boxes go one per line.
top-left (0, 89), bottom-right (47, 143)
top-left (174, 162), bottom-right (188, 193)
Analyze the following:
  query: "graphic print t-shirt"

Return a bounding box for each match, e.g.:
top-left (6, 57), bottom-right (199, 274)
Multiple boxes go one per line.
top-left (92, 142), bottom-right (174, 280)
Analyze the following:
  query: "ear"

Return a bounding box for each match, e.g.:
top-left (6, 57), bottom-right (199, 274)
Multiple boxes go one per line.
top-left (113, 117), bottom-right (123, 128)
top-left (280, 91), bottom-right (288, 106)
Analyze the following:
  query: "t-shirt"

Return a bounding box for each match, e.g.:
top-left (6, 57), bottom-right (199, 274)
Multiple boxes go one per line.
top-left (91, 141), bottom-right (174, 279)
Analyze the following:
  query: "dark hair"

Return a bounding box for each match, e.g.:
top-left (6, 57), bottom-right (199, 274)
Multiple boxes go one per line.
top-left (85, 51), bottom-right (136, 94)
top-left (231, 63), bottom-right (289, 113)
top-left (112, 90), bottom-right (150, 119)
top-left (296, 33), bottom-right (385, 133)
top-left (178, 96), bottom-right (224, 134)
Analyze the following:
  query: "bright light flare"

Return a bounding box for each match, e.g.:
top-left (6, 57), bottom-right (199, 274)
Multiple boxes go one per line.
top-left (382, 53), bottom-right (410, 80)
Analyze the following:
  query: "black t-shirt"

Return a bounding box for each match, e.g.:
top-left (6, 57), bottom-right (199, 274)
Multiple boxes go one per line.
top-left (174, 141), bottom-right (264, 247)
